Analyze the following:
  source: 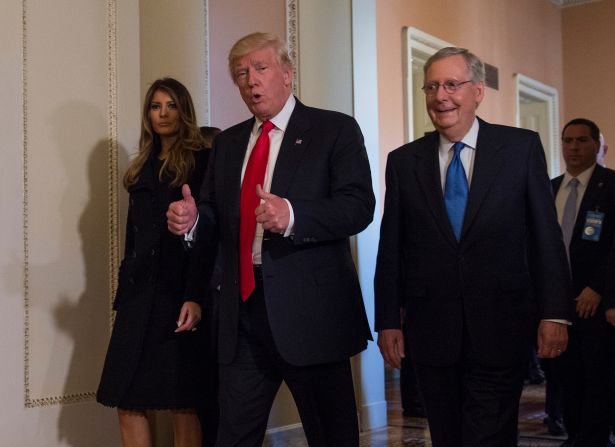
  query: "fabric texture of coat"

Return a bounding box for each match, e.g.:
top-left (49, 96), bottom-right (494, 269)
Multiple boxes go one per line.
top-left (97, 148), bottom-right (209, 409)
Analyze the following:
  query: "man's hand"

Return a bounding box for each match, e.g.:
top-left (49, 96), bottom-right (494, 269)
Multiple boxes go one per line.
top-left (377, 329), bottom-right (405, 369)
top-left (575, 287), bottom-right (601, 319)
top-left (175, 301), bottom-right (201, 333)
top-left (537, 320), bottom-right (568, 358)
top-left (167, 184), bottom-right (197, 235)
top-left (255, 184), bottom-right (289, 234)
top-left (606, 308), bottom-right (615, 327)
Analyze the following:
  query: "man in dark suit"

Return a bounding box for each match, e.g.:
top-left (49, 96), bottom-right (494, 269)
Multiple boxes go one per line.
top-left (167, 32), bottom-right (374, 446)
top-left (551, 118), bottom-right (615, 447)
top-left (374, 47), bottom-right (571, 447)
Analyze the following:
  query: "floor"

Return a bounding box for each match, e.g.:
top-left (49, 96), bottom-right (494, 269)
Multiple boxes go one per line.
top-left (264, 374), bottom-right (567, 446)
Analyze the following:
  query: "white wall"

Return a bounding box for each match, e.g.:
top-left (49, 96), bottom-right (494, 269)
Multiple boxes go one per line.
top-left (0, 0), bottom-right (141, 445)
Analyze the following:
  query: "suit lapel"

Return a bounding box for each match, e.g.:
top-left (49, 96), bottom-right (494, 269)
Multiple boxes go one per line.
top-left (461, 120), bottom-right (506, 240)
top-left (225, 120), bottom-right (254, 232)
top-left (414, 132), bottom-right (458, 246)
top-left (270, 100), bottom-right (312, 196)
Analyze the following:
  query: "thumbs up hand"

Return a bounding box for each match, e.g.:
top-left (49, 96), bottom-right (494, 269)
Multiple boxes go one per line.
top-left (255, 184), bottom-right (289, 234)
top-left (167, 184), bottom-right (197, 235)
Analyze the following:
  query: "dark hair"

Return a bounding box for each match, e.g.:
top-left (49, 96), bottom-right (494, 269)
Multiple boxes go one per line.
top-left (124, 77), bottom-right (205, 188)
top-left (562, 118), bottom-right (600, 143)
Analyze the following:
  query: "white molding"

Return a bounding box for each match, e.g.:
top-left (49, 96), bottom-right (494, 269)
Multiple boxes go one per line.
top-left (402, 27), bottom-right (452, 142)
top-left (286, 0), bottom-right (299, 96)
top-left (202, 0), bottom-right (211, 125)
top-left (515, 73), bottom-right (561, 177)
top-left (22, 0), bottom-right (120, 408)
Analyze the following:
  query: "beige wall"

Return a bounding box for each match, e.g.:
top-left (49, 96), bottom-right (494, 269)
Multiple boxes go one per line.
top-left (140, 0), bottom-right (209, 125)
top-left (563, 0), bottom-right (615, 168)
top-left (376, 0), bottom-right (564, 192)
top-left (209, 0), bottom-right (286, 130)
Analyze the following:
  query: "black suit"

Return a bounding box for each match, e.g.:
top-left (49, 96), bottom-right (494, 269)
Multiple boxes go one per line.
top-left (187, 99), bottom-right (374, 446)
top-left (375, 118), bottom-right (570, 446)
top-left (551, 164), bottom-right (615, 445)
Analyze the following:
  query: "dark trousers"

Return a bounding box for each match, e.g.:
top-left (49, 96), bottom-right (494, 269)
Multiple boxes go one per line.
top-left (560, 324), bottom-right (611, 446)
top-left (541, 357), bottom-right (564, 420)
top-left (215, 269), bottom-right (359, 447)
top-left (411, 324), bottom-right (526, 447)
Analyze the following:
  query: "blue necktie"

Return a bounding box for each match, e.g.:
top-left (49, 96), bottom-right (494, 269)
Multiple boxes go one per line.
top-left (444, 142), bottom-right (468, 240)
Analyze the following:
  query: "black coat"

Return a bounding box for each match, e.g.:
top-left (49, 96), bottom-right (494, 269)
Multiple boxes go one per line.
top-left (97, 148), bottom-right (210, 408)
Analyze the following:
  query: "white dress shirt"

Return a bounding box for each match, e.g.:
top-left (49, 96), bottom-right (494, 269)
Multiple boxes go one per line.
top-left (438, 118), bottom-right (479, 190)
top-left (242, 94), bottom-right (296, 265)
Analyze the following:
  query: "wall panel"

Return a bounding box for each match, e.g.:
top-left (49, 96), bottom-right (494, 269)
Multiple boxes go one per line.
top-left (23, 0), bottom-right (119, 408)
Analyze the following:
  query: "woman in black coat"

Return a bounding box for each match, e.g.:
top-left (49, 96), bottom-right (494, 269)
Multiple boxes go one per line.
top-left (97, 78), bottom-right (217, 447)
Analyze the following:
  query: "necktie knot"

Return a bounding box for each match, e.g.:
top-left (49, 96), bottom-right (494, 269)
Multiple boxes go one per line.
top-left (452, 141), bottom-right (465, 157)
top-left (568, 177), bottom-right (579, 189)
top-left (261, 120), bottom-right (274, 134)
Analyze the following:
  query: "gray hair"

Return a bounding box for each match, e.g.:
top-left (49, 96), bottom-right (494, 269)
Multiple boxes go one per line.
top-left (424, 47), bottom-right (485, 83)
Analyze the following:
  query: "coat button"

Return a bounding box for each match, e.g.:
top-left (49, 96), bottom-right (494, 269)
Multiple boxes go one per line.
top-left (133, 225), bottom-right (138, 232)
top-left (131, 250), bottom-right (137, 258)
top-left (151, 248), bottom-right (156, 256)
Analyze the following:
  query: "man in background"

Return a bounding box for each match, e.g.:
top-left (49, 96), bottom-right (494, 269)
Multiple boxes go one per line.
top-left (552, 118), bottom-right (615, 447)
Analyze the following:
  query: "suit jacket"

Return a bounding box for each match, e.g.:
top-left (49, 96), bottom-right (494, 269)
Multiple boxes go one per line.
top-left (374, 118), bottom-right (571, 367)
top-left (187, 99), bottom-right (375, 366)
top-left (552, 165), bottom-right (615, 334)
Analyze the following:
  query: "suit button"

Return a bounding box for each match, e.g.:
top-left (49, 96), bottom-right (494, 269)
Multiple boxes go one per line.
top-left (129, 277), bottom-right (135, 284)
top-left (133, 225), bottom-right (138, 232)
top-left (151, 249), bottom-right (156, 256)
top-left (131, 250), bottom-right (137, 258)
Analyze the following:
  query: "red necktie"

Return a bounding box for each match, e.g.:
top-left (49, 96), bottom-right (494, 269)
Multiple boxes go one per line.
top-left (239, 120), bottom-right (274, 300)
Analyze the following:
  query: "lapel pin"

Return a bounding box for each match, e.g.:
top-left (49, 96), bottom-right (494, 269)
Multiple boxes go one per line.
top-left (295, 138), bottom-right (302, 145)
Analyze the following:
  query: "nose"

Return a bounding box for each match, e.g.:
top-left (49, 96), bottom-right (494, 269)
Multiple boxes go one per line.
top-left (160, 105), bottom-right (168, 117)
top-left (246, 68), bottom-right (257, 87)
top-left (434, 84), bottom-right (448, 101)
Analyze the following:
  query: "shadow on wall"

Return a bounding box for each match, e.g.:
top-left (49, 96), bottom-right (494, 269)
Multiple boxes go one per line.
top-left (45, 100), bottom-right (128, 446)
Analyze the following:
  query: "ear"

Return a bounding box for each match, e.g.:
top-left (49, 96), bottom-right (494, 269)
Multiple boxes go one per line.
top-left (474, 81), bottom-right (485, 106)
top-left (282, 65), bottom-right (293, 87)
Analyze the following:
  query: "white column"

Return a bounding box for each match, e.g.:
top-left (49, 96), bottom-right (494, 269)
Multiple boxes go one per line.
top-left (352, 0), bottom-right (387, 432)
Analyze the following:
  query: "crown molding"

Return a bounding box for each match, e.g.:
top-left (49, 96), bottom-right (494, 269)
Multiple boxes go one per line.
top-left (550, 0), bottom-right (602, 8)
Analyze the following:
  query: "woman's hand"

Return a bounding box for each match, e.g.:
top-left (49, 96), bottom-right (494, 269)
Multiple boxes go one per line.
top-left (175, 301), bottom-right (202, 332)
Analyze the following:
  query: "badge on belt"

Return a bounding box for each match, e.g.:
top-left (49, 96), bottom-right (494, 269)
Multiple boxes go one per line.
top-left (582, 210), bottom-right (605, 241)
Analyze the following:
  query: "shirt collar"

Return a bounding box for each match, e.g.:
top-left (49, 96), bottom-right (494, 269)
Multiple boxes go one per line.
top-left (252, 94), bottom-right (296, 134)
top-left (438, 117), bottom-right (479, 157)
top-left (563, 164), bottom-right (596, 188)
